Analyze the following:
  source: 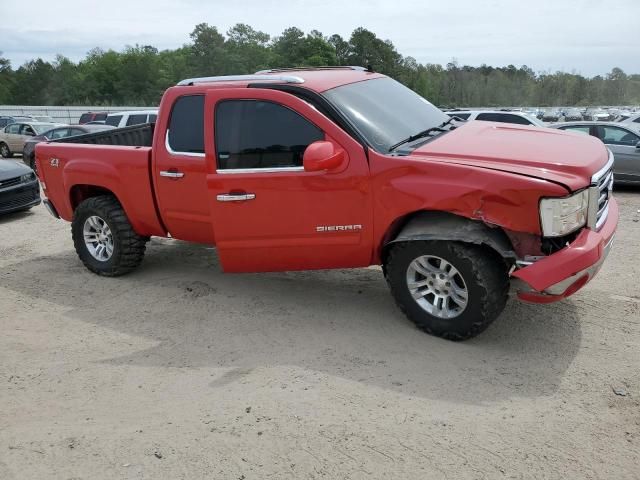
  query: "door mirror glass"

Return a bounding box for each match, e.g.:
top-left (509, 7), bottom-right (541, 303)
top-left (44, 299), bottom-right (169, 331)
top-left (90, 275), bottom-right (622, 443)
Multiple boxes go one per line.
top-left (303, 141), bottom-right (345, 172)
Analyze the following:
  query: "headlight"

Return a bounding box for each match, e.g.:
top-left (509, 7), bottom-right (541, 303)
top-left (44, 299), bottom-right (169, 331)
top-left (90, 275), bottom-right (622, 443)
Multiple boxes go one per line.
top-left (540, 190), bottom-right (588, 237)
top-left (20, 172), bottom-right (35, 182)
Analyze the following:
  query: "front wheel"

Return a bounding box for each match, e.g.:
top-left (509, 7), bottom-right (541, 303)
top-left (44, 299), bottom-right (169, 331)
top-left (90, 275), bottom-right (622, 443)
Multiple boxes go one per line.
top-left (384, 241), bottom-right (509, 341)
top-left (72, 195), bottom-right (147, 276)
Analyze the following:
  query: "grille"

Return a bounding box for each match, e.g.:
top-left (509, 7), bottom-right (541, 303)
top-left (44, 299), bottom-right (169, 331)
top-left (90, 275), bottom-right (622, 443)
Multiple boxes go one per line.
top-left (588, 152), bottom-right (614, 230)
top-left (0, 176), bottom-right (22, 189)
top-left (0, 188), bottom-right (38, 210)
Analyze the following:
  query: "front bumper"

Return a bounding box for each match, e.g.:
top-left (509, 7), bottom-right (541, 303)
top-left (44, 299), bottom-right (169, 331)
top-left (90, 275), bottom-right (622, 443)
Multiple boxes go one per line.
top-left (0, 179), bottom-right (41, 214)
top-left (511, 197), bottom-right (618, 303)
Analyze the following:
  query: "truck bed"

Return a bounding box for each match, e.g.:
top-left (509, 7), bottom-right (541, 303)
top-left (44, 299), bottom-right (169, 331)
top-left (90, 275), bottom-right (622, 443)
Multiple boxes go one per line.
top-left (55, 123), bottom-right (154, 147)
top-left (36, 136), bottom-right (166, 238)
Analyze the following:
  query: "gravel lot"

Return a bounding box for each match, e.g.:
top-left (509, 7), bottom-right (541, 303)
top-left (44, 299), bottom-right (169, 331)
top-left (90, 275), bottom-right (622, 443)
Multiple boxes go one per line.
top-left (1, 167), bottom-right (639, 479)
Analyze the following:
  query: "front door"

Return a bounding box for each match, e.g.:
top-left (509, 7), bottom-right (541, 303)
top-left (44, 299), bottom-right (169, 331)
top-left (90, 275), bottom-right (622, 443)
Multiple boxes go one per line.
top-left (595, 125), bottom-right (640, 182)
top-left (204, 88), bottom-right (373, 273)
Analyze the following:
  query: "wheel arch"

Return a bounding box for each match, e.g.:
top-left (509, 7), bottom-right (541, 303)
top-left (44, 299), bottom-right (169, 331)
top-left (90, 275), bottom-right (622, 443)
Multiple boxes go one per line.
top-left (381, 210), bottom-right (517, 266)
top-left (69, 184), bottom-right (120, 212)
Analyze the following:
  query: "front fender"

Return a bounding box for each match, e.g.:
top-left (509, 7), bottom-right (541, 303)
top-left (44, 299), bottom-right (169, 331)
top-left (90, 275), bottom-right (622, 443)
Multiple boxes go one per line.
top-left (385, 211), bottom-right (516, 262)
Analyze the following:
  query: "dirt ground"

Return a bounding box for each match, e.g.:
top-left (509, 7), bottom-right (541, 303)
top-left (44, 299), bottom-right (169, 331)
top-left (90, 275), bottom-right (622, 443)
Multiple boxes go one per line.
top-left (1, 168), bottom-right (639, 479)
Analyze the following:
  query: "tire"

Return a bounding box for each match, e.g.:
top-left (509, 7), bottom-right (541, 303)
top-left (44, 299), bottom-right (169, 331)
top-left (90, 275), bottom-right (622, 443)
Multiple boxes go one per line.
top-left (0, 143), bottom-right (12, 158)
top-left (384, 240), bottom-right (509, 341)
top-left (72, 195), bottom-right (147, 276)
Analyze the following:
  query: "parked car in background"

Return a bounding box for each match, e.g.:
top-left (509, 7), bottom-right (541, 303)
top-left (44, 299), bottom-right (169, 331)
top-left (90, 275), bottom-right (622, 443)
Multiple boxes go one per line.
top-left (551, 121), bottom-right (640, 184)
top-left (78, 112), bottom-right (109, 124)
top-left (85, 120), bottom-right (106, 125)
top-left (0, 115), bottom-right (35, 128)
top-left (563, 108), bottom-right (583, 121)
top-left (620, 113), bottom-right (640, 125)
top-left (0, 122), bottom-right (63, 158)
top-left (0, 161), bottom-right (41, 215)
top-left (444, 110), bottom-right (544, 126)
top-left (541, 109), bottom-right (562, 122)
top-left (105, 110), bottom-right (158, 128)
top-left (22, 124), bottom-right (115, 172)
top-left (585, 109), bottom-right (612, 122)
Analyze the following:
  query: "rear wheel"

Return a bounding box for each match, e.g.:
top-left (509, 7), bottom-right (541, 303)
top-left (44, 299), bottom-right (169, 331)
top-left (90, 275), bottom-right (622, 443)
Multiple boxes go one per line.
top-left (72, 195), bottom-right (147, 276)
top-left (0, 143), bottom-right (12, 158)
top-left (384, 241), bottom-right (509, 341)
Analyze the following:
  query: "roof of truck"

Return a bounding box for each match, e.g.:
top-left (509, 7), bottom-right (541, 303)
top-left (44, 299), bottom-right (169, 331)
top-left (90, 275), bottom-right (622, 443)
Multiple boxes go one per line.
top-left (176, 67), bottom-right (385, 93)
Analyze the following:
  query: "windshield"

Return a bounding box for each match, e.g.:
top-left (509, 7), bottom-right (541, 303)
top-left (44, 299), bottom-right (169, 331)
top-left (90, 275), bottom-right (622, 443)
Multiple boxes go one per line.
top-left (323, 77), bottom-right (449, 152)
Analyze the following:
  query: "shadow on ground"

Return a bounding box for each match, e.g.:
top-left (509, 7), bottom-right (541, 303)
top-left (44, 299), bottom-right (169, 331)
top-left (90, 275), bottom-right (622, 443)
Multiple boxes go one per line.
top-left (1, 238), bottom-right (582, 404)
top-left (0, 208), bottom-right (36, 225)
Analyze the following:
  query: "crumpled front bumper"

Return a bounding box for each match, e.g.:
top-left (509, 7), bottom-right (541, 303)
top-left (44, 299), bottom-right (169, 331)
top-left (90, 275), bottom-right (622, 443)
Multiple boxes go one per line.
top-left (511, 197), bottom-right (618, 303)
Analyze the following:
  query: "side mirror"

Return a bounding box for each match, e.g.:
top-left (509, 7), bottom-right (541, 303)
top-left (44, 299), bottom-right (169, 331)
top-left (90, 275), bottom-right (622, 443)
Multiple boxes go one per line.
top-left (303, 141), bottom-right (345, 172)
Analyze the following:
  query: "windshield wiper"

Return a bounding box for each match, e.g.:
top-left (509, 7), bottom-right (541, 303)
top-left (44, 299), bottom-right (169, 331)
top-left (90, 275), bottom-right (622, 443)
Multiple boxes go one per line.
top-left (388, 118), bottom-right (456, 152)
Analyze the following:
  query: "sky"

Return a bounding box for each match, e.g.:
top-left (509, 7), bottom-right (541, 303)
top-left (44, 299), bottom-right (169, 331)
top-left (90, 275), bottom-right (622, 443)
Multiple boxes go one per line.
top-left (1, 0), bottom-right (639, 77)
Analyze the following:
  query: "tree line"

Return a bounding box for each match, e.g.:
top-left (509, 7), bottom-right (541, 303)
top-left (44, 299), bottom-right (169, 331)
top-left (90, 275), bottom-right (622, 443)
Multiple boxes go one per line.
top-left (1, 24), bottom-right (638, 108)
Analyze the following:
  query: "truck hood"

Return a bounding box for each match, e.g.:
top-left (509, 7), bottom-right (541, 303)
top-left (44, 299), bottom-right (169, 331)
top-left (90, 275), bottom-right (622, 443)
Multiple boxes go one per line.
top-left (410, 121), bottom-right (608, 191)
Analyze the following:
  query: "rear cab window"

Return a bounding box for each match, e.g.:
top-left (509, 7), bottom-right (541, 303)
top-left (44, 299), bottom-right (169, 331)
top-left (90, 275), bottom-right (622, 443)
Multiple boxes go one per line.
top-left (214, 100), bottom-right (324, 170)
top-left (167, 95), bottom-right (205, 155)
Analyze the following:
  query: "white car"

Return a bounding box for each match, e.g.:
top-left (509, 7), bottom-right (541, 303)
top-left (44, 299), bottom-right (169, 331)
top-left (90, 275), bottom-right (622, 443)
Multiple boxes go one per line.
top-left (105, 110), bottom-right (158, 128)
top-left (444, 110), bottom-right (544, 127)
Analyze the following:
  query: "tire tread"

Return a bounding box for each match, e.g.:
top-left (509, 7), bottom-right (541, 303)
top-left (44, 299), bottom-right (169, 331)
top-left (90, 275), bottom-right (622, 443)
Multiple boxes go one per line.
top-left (72, 195), bottom-right (146, 276)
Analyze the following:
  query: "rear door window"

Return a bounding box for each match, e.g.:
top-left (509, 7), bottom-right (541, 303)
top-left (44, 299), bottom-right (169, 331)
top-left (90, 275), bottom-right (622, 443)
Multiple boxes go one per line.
top-left (560, 126), bottom-right (591, 136)
top-left (215, 100), bottom-right (324, 170)
top-left (167, 95), bottom-right (205, 154)
top-left (94, 113), bottom-right (108, 121)
top-left (126, 114), bottom-right (148, 126)
top-left (596, 126), bottom-right (640, 146)
top-left (48, 128), bottom-right (70, 139)
top-left (5, 123), bottom-right (21, 134)
top-left (105, 115), bottom-right (122, 127)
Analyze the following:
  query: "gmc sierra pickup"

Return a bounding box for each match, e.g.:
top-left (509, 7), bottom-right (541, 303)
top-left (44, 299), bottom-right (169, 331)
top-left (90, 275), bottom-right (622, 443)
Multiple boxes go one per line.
top-left (36, 66), bottom-right (617, 340)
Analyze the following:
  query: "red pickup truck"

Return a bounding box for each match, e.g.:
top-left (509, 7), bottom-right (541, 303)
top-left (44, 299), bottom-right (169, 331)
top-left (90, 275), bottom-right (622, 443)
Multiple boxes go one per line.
top-left (36, 67), bottom-right (617, 340)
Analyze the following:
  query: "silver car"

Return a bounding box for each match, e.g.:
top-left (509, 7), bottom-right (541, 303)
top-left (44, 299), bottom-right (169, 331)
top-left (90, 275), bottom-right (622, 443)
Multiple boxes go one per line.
top-left (550, 121), bottom-right (640, 185)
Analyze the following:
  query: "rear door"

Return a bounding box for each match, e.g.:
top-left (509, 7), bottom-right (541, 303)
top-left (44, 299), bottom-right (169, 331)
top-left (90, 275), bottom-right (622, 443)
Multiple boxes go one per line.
top-left (595, 125), bottom-right (640, 182)
top-left (153, 94), bottom-right (214, 244)
top-left (3, 123), bottom-right (21, 151)
top-left (204, 88), bottom-right (372, 273)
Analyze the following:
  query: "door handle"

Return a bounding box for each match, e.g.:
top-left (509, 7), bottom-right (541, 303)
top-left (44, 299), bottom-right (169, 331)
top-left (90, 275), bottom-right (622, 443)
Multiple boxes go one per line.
top-left (216, 193), bottom-right (256, 202)
top-left (160, 170), bottom-right (185, 178)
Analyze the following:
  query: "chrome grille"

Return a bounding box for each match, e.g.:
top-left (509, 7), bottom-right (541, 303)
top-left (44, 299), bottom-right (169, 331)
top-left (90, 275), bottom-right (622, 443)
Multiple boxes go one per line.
top-left (587, 151), bottom-right (614, 230)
